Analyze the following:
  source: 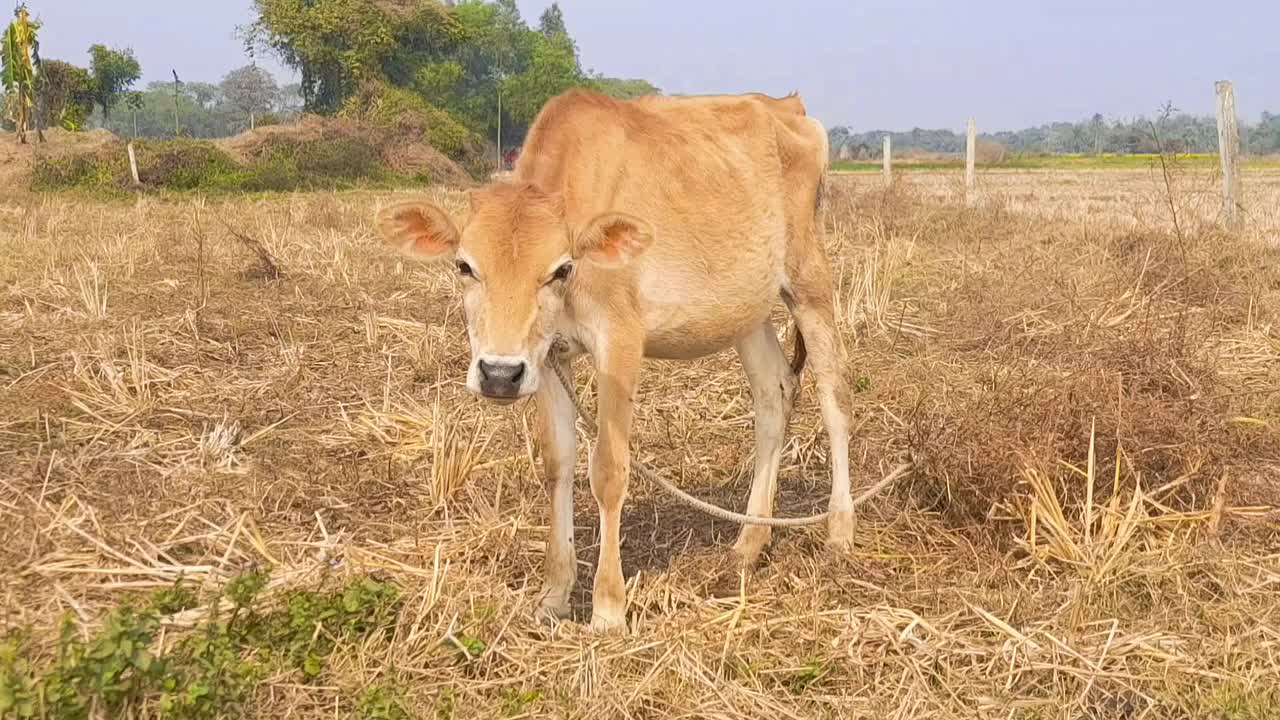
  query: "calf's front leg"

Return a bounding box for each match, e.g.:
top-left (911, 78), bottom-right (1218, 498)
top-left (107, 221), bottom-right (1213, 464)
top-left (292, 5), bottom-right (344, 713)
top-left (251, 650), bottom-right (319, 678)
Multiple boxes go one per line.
top-left (534, 359), bottom-right (578, 622)
top-left (588, 343), bottom-right (641, 633)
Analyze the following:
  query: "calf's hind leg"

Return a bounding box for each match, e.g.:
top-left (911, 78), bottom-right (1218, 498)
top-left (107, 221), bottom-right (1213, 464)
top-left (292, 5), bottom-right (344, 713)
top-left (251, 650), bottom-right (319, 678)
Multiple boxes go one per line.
top-left (731, 320), bottom-right (798, 567)
top-left (783, 265), bottom-right (856, 550)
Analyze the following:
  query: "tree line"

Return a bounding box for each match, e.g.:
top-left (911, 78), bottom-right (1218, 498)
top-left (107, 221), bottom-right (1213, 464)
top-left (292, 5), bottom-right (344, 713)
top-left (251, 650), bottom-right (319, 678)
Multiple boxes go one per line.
top-left (830, 109), bottom-right (1280, 159)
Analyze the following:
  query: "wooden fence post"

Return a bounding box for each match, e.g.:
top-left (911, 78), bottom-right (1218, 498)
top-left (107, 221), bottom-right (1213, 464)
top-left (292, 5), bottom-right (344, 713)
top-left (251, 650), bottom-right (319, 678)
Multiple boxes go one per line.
top-left (127, 142), bottom-right (142, 187)
top-left (1215, 81), bottom-right (1242, 226)
top-left (965, 117), bottom-right (977, 206)
top-left (882, 135), bottom-right (892, 185)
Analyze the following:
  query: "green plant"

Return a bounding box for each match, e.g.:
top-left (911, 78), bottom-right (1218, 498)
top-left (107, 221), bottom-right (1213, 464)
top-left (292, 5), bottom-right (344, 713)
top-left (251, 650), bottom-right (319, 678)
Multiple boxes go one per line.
top-left (455, 634), bottom-right (485, 660)
top-left (38, 608), bottom-right (162, 719)
top-left (434, 688), bottom-right (455, 720)
top-left (500, 688), bottom-right (543, 716)
top-left (783, 659), bottom-right (829, 694)
top-left (1, 574), bottom-right (402, 719)
top-left (2, 4), bottom-right (42, 143)
top-left (356, 684), bottom-right (412, 720)
top-left (224, 570), bottom-right (269, 609)
top-left (149, 581), bottom-right (200, 616)
top-left (154, 615), bottom-right (261, 719)
top-left (1194, 682), bottom-right (1280, 720)
top-left (244, 575), bottom-right (401, 677)
top-left (0, 637), bottom-right (37, 718)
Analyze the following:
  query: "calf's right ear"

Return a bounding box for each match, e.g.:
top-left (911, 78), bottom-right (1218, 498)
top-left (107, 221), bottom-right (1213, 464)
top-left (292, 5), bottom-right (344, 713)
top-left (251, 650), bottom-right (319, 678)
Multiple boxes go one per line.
top-left (376, 201), bottom-right (460, 259)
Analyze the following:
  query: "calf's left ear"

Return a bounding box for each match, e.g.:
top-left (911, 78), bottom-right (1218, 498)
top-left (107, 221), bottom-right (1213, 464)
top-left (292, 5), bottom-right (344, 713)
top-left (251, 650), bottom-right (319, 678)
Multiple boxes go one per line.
top-left (573, 212), bottom-right (654, 268)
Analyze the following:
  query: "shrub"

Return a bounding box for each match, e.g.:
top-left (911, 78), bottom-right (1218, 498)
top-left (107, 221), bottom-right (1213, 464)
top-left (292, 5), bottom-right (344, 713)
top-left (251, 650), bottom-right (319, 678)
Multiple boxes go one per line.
top-left (38, 60), bottom-right (96, 131)
top-left (271, 136), bottom-right (386, 181)
top-left (209, 159), bottom-right (302, 193)
top-left (342, 82), bottom-right (478, 159)
top-left (31, 149), bottom-right (124, 191)
top-left (30, 135), bottom-right (398, 194)
top-left (134, 140), bottom-right (239, 190)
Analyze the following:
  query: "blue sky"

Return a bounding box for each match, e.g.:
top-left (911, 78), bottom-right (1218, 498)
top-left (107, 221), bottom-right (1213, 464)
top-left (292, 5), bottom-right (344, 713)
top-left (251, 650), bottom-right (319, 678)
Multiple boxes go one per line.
top-left (28, 0), bottom-right (1279, 131)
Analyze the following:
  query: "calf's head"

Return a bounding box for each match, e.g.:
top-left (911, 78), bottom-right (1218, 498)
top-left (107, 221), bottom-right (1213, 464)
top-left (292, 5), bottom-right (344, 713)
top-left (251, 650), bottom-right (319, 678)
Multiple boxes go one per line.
top-left (376, 182), bottom-right (653, 403)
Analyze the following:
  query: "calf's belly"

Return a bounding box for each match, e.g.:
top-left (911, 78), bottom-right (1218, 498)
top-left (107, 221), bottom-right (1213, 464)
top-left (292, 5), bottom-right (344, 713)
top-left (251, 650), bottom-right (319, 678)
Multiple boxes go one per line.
top-left (640, 296), bottom-right (777, 360)
top-left (635, 238), bottom-right (784, 360)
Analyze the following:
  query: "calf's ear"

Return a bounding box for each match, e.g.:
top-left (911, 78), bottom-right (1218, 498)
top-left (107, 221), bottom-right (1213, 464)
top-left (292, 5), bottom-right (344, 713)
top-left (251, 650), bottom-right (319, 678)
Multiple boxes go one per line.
top-left (376, 201), bottom-right (460, 259)
top-left (573, 212), bottom-right (654, 268)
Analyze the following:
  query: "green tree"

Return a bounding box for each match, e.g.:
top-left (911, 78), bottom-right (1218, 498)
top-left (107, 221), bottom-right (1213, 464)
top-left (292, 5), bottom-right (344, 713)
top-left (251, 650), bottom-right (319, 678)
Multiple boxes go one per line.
top-left (538, 3), bottom-right (567, 38)
top-left (1251, 111), bottom-right (1279, 154)
top-left (37, 59), bottom-right (94, 130)
top-left (501, 32), bottom-right (584, 124)
top-left (452, 3), bottom-right (529, 103)
top-left (88, 44), bottom-right (141, 119)
top-left (1089, 113), bottom-right (1105, 155)
top-left (413, 59), bottom-right (464, 102)
top-left (245, 0), bottom-right (461, 114)
top-left (124, 90), bottom-right (143, 137)
top-left (186, 81), bottom-right (221, 109)
top-left (278, 82), bottom-right (304, 114)
top-left (221, 63), bottom-right (278, 129)
top-left (2, 4), bottom-right (43, 143)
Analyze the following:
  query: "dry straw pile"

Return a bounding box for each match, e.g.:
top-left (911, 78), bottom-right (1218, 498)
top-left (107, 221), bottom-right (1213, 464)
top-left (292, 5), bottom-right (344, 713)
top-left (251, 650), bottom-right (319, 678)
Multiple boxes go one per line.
top-left (1, 168), bottom-right (1278, 718)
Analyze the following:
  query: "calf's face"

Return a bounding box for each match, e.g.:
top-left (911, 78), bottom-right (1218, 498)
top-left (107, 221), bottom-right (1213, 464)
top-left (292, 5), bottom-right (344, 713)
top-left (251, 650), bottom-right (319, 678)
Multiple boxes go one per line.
top-left (376, 183), bottom-right (653, 404)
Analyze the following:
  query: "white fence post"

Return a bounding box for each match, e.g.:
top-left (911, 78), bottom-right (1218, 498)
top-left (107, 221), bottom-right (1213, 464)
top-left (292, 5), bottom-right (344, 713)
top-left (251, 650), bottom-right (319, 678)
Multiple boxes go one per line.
top-left (1215, 81), bottom-right (1242, 227)
top-left (882, 135), bottom-right (892, 186)
top-left (965, 117), bottom-right (977, 206)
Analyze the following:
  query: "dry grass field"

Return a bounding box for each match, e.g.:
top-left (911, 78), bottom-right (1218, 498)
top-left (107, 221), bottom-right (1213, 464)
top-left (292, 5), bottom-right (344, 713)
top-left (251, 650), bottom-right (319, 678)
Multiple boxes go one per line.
top-left (2, 169), bottom-right (1279, 719)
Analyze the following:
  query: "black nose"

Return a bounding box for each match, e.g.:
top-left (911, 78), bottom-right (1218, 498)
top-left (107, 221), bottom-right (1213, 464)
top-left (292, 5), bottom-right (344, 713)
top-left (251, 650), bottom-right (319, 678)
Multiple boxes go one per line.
top-left (477, 359), bottom-right (527, 398)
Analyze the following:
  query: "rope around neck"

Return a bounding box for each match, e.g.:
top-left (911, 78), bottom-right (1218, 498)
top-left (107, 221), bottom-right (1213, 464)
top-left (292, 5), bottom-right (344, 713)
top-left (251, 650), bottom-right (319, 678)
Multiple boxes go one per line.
top-left (546, 344), bottom-right (913, 527)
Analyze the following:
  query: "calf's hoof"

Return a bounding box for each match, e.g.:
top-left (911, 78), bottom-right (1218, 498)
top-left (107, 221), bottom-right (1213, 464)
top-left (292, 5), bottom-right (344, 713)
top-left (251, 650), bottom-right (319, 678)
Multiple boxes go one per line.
top-left (706, 550), bottom-right (753, 599)
top-left (589, 610), bottom-right (627, 634)
top-left (826, 507), bottom-right (856, 552)
top-left (534, 594), bottom-right (572, 626)
top-left (731, 527), bottom-right (771, 571)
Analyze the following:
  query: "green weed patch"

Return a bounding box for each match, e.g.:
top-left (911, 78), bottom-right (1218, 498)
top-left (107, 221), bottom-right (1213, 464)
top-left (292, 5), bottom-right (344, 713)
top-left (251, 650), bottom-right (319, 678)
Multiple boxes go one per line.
top-left (0, 574), bottom-right (401, 719)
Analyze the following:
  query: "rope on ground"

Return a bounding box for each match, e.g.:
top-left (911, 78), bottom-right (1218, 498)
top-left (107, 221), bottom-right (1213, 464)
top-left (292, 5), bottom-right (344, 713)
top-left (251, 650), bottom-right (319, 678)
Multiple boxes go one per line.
top-left (547, 347), bottom-right (913, 528)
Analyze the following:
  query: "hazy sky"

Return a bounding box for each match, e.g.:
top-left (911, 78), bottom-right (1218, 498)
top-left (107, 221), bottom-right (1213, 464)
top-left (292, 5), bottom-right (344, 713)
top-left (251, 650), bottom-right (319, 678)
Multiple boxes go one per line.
top-left (29, 0), bottom-right (1279, 131)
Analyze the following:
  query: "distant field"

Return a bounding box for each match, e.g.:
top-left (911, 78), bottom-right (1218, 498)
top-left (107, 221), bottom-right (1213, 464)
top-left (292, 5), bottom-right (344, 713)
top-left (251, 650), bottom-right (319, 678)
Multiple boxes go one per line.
top-left (832, 152), bottom-right (1280, 172)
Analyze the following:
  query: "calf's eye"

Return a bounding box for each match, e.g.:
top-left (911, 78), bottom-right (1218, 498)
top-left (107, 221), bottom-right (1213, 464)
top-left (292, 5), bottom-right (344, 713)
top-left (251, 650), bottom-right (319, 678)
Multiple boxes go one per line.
top-left (550, 262), bottom-right (573, 283)
top-left (456, 260), bottom-right (474, 278)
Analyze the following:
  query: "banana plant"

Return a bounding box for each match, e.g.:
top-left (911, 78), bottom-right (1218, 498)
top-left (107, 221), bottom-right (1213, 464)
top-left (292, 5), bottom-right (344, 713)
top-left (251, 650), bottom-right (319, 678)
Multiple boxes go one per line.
top-left (2, 4), bottom-right (43, 143)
